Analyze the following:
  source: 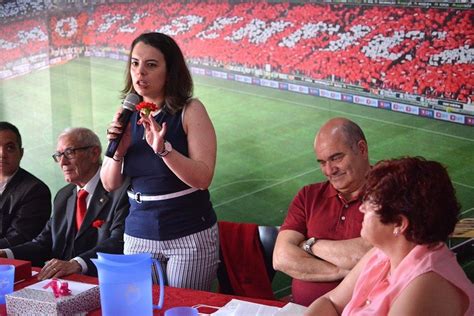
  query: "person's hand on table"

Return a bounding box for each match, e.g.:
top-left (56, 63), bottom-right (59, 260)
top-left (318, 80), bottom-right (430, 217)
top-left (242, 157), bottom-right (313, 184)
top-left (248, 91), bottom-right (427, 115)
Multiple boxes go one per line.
top-left (37, 258), bottom-right (82, 280)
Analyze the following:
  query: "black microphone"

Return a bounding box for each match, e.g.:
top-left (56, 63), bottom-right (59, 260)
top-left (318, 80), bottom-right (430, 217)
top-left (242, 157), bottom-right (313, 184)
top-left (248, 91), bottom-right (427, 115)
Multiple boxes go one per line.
top-left (105, 93), bottom-right (141, 158)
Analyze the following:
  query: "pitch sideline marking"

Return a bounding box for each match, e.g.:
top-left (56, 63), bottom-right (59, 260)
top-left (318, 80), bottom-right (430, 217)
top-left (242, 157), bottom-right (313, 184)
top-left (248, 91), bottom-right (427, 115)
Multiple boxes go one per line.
top-left (211, 179), bottom-right (283, 192)
top-left (452, 181), bottom-right (474, 190)
top-left (461, 208), bottom-right (474, 216)
top-left (213, 167), bottom-right (319, 208)
top-left (213, 160), bottom-right (473, 209)
top-left (274, 285), bottom-right (291, 295)
top-left (199, 81), bottom-right (473, 143)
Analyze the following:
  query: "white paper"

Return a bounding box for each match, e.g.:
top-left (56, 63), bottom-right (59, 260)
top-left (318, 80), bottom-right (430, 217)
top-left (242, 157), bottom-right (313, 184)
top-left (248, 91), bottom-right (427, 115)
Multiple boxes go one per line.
top-left (26, 279), bottom-right (96, 295)
top-left (14, 271), bottom-right (39, 285)
top-left (274, 302), bottom-right (307, 315)
top-left (211, 299), bottom-right (280, 316)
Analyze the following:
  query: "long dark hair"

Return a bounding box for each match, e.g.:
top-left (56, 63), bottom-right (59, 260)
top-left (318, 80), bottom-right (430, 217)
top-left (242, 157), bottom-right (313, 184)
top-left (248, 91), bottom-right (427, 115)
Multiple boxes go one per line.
top-left (122, 32), bottom-right (193, 115)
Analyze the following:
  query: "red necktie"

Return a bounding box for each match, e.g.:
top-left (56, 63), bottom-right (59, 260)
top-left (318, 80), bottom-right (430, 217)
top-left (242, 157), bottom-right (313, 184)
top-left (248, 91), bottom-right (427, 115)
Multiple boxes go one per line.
top-left (76, 189), bottom-right (89, 230)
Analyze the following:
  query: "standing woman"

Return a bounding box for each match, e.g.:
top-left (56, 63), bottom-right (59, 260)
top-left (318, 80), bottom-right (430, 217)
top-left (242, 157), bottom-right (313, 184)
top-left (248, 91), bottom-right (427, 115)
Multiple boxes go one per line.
top-left (101, 32), bottom-right (218, 290)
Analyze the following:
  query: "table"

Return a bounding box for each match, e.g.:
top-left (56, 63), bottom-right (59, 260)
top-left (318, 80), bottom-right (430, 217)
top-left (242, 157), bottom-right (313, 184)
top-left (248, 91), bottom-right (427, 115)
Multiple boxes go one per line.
top-left (3, 269), bottom-right (286, 315)
top-left (450, 218), bottom-right (474, 260)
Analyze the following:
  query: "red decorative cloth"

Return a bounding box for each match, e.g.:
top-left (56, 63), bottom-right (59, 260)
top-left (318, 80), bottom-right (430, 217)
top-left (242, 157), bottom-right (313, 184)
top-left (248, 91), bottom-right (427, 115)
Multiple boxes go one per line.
top-left (218, 221), bottom-right (275, 300)
top-left (0, 268), bottom-right (285, 315)
top-left (75, 189), bottom-right (88, 230)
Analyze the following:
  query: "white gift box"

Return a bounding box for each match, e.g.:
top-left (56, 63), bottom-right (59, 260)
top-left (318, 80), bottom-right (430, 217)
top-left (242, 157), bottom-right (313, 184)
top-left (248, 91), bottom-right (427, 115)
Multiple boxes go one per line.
top-left (5, 279), bottom-right (100, 315)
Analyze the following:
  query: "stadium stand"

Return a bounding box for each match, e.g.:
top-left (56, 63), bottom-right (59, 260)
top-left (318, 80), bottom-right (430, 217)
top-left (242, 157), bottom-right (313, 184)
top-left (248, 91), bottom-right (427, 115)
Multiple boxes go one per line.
top-left (1, 1), bottom-right (472, 104)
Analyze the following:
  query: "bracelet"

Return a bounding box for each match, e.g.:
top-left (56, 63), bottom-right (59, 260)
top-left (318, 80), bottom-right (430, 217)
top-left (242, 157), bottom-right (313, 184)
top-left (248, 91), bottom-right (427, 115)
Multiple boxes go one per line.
top-left (303, 237), bottom-right (317, 255)
top-left (156, 147), bottom-right (168, 157)
top-left (156, 141), bottom-right (172, 157)
top-left (111, 155), bottom-right (123, 162)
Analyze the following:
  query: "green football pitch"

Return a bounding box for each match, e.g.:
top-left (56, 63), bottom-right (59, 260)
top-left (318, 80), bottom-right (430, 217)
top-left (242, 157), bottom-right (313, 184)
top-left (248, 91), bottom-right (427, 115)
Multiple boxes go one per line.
top-left (1, 57), bottom-right (473, 294)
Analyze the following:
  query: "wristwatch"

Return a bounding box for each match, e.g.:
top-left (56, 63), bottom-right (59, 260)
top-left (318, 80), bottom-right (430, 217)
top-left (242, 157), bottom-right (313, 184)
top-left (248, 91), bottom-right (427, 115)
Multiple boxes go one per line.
top-left (303, 237), bottom-right (317, 255)
top-left (157, 141), bottom-right (172, 157)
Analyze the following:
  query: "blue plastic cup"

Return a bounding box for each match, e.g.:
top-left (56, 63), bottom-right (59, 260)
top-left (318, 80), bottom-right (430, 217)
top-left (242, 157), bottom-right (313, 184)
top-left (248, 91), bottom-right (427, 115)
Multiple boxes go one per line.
top-left (165, 307), bottom-right (199, 316)
top-left (0, 265), bottom-right (15, 304)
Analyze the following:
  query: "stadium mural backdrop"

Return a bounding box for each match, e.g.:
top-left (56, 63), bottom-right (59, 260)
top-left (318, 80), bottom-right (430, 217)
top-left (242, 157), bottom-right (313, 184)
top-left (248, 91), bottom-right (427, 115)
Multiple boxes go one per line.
top-left (1, 1), bottom-right (473, 125)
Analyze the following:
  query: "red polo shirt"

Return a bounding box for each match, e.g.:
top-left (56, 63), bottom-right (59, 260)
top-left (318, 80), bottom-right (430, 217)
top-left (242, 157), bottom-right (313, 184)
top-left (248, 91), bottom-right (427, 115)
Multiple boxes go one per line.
top-left (281, 181), bottom-right (364, 306)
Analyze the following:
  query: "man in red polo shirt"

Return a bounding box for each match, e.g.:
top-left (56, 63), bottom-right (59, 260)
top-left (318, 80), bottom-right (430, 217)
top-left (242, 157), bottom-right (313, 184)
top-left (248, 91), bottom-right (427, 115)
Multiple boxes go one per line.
top-left (273, 117), bottom-right (373, 306)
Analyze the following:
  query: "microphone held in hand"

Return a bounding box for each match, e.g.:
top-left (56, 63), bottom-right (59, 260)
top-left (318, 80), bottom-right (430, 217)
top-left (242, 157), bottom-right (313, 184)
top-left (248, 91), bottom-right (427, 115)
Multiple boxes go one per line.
top-left (105, 93), bottom-right (140, 158)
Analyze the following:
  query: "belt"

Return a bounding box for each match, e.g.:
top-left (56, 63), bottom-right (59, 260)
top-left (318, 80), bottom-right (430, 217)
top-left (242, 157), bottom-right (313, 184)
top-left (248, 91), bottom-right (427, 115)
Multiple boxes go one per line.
top-left (127, 187), bottom-right (198, 203)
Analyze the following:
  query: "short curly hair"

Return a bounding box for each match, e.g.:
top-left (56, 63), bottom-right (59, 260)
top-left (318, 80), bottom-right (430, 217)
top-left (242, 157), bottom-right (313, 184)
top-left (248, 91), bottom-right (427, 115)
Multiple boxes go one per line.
top-left (363, 156), bottom-right (460, 245)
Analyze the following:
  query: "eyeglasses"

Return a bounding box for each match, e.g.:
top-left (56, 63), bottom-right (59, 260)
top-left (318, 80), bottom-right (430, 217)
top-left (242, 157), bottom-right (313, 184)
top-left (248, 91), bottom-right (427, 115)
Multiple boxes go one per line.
top-left (52, 146), bottom-right (93, 163)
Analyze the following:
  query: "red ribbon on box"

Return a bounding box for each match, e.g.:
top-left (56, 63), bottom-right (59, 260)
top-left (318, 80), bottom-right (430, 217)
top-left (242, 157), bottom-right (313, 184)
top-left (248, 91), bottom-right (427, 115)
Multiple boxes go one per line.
top-left (43, 279), bottom-right (72, 298)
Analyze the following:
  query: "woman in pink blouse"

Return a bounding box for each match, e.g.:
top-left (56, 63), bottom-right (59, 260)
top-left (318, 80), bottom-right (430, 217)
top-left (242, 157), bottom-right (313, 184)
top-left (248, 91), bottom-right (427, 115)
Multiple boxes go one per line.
top-left (305, 156), bottom-right (474, 316)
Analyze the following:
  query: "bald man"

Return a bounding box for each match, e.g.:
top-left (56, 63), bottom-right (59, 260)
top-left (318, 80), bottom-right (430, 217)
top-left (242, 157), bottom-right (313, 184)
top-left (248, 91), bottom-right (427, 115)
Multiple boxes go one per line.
top-left (273, 117), bottom-right (373, 306)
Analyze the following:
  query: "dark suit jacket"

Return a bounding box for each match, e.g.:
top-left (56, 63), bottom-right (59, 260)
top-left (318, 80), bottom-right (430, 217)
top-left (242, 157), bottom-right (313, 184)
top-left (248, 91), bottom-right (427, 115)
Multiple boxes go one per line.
top-left (11, 176), bottom-right (130, 277)
top-left (0, 168), bottom-right (51, 248)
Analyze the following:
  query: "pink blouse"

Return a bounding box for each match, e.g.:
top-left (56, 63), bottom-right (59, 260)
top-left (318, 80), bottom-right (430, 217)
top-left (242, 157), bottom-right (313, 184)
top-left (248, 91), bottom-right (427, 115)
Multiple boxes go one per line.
top-left (342, 244), bottom-right (474, 316)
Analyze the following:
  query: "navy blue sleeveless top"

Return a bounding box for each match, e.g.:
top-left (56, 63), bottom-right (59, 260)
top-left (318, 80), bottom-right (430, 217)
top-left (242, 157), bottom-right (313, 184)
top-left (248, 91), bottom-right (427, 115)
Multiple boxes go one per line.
top-left (123, 109), bottom-right (216, 240)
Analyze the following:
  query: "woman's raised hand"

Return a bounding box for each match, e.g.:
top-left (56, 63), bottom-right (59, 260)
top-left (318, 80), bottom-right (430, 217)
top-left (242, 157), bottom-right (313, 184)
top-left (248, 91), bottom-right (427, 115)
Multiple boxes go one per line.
top-left (137, 112), bottom-right (167, 154)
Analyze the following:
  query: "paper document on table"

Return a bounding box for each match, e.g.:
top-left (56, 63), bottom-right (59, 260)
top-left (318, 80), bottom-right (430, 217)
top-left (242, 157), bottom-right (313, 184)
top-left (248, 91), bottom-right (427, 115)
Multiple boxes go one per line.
top-left (274, 302), bottom-right (307, 315)
top-left (211, 299), bottom-right (280, 316)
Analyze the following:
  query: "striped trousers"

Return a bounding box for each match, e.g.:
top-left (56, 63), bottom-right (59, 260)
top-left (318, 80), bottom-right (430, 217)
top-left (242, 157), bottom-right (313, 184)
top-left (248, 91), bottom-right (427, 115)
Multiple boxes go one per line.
top-left (124, 223), bottom-right (219, 291)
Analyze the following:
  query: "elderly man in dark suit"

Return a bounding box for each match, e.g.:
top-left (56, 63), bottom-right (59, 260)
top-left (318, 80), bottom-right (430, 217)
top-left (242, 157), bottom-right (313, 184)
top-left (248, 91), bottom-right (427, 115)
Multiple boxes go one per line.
top-left (0, 122), bottom-right (51, 248)
top-left (0, 127), bottom-right (129, 279)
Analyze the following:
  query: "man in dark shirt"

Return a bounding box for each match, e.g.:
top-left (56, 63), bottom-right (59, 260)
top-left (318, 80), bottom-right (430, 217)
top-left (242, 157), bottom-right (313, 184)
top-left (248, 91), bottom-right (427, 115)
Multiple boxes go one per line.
top-left (0, 121), bottom-right (51, 248)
